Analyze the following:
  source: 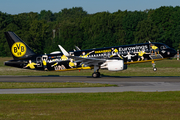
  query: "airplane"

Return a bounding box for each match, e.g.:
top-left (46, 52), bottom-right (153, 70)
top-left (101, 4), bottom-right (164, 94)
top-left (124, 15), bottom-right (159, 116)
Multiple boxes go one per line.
top-left (4, 31), bottom-right (177, 78)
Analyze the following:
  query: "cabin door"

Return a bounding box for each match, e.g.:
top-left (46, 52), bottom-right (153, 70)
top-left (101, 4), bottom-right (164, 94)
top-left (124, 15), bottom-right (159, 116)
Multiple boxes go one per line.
top-left (36, 57), bottom-right (42, 67)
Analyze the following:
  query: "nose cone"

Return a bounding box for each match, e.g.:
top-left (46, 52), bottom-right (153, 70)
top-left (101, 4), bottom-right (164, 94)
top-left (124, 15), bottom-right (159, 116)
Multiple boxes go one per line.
top-left (169, 48), bottom-right (177, 57)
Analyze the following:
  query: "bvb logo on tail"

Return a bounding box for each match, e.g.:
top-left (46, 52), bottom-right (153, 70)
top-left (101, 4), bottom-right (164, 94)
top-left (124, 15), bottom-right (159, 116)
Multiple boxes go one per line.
top-left (11, 42), bottom-right (26, 57)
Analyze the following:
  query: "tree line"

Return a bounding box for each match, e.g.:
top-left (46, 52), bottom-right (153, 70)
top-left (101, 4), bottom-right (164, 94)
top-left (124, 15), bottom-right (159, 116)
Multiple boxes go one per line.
top-left (0, 6), bottom-right (180, 57)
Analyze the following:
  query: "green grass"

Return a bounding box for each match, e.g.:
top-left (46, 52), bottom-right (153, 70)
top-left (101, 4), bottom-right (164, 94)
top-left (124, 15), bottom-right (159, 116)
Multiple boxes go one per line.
top-left (1, 57), bottom-right (180, 120)
top-left (0, 82), bottom-right (116, 89)
top-left (0, 92), bottom-right (180, 120)
top-left (1, 57), bottom-right (180, 76)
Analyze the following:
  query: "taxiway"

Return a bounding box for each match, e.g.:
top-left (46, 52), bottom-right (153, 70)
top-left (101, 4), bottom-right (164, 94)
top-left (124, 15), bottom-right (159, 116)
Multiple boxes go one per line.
top-left (0, 76), bottom-right (180, 94)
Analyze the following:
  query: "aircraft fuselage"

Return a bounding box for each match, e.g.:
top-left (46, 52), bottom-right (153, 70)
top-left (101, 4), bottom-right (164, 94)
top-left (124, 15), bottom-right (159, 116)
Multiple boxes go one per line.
top-left (4, 42), bottom-right (176, 71)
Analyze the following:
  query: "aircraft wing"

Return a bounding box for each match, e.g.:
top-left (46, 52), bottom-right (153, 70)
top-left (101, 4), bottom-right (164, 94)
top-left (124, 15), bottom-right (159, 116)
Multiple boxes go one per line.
top-left (75, 45), bottom-right (81, 51)
top-left (58, 45), bottom-right (106, 66)
top-left (69, 56), bottom-right (106, 66)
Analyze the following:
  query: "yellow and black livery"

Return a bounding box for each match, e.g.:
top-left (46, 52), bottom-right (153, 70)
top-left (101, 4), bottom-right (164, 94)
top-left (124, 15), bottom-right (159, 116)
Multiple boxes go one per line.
top-left (4, 32), bottom-right (177, 77)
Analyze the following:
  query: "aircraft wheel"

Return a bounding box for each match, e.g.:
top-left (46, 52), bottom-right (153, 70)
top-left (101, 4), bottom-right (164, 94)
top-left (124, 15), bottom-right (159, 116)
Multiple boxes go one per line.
top-left (153, 67), bottom-right (157, 71)
top-left (92, 72), bottom-right (100, 78)
top-left (97, 72), bottom-right (100, 77)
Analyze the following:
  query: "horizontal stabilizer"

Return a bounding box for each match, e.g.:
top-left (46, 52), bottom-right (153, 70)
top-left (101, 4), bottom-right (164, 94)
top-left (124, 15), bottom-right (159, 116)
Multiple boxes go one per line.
top-left (50, 51), bottom-right (61, 54)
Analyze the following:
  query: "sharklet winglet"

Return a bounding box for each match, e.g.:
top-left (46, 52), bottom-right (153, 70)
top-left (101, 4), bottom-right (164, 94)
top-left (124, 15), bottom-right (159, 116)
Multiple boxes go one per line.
top-left (58, 45), bottom-right (70, 56)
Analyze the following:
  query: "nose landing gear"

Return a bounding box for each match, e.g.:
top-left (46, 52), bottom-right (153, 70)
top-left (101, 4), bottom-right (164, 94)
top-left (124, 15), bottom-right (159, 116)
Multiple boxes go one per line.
top-left (152, 61), bottom-right (157, 71)
top-left (153, 67), bottom-right (157, 71)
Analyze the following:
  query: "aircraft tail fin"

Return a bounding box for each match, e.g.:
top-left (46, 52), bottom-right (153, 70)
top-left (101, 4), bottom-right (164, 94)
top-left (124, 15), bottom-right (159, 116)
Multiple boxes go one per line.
top-left (4, 31), bottom-right (36, 60)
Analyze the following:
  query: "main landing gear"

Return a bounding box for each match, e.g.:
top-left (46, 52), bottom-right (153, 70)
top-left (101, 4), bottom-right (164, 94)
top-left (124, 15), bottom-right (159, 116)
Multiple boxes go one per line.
top-left (152, 61), bottom-right (157, 71)
top-left (92, 72), bottom-right (100, 78)
top-left (92, 65), bottom-right (100, 78)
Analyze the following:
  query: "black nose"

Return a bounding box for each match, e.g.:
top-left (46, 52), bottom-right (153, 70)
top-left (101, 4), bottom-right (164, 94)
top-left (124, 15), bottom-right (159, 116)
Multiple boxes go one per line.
top-left (170, 49), bottom-right (177, 57)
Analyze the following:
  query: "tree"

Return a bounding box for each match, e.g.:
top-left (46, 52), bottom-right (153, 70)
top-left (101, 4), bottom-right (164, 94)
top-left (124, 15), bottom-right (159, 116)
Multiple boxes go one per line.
top-left (134, 19), bottom-right (159, 43)
top-left (1, 6), bottom-right (180, 56)
top-left (122, 11), bottom-right (147, 44)
top-left (28, 20), bottom-right (49, 54)
top-left (39, 10), bottom-right (54, 21)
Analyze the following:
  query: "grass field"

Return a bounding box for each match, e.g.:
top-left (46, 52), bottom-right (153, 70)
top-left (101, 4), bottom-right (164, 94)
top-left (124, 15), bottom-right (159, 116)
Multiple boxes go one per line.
top-left (0, 92), bottom-right (180, 120)
top-left (0, 82), bottom-right (116, 89)
top-left (1, 57), bottom-right (180, 76)
top-left (1, 57), bottom-right (180, 120)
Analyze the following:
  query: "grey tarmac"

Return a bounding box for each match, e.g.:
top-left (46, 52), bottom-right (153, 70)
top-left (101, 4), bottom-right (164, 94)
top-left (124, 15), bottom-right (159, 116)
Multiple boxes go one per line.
top-left (0, 76), bottom-right (180, 94)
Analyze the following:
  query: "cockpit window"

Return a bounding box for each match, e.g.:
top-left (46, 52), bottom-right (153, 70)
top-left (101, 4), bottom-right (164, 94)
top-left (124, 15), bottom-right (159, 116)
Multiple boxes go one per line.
top-left (160, 45), bottom-right (170, 49)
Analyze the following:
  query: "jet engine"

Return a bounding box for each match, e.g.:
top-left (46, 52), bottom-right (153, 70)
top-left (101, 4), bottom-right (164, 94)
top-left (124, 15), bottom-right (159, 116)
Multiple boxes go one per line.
top-left (101, 60), bottom-right (127, 71)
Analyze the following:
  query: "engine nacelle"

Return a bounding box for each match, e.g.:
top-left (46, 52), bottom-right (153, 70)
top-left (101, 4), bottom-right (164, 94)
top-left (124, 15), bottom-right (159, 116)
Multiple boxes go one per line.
top-left (107, 60), bottom-right (127, 71)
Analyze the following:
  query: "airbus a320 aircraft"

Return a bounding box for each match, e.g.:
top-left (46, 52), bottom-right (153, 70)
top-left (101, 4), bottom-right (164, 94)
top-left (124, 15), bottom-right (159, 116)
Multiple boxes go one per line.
top-left (4, 31), bottom-right (176, 78)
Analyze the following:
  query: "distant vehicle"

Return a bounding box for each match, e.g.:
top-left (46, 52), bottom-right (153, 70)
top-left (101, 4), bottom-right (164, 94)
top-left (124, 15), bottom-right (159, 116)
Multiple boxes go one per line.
top-left (4, 31), bottom-right (176, 78)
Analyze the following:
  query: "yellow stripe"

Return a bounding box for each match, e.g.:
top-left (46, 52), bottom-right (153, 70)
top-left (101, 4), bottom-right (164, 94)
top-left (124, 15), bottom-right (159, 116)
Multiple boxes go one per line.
top-left (124, 58), bottom-right (168, 64)
top-left (55, 66), bottom-right (93, 71)
top-left (54, 58), bottom-right (169, 71)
